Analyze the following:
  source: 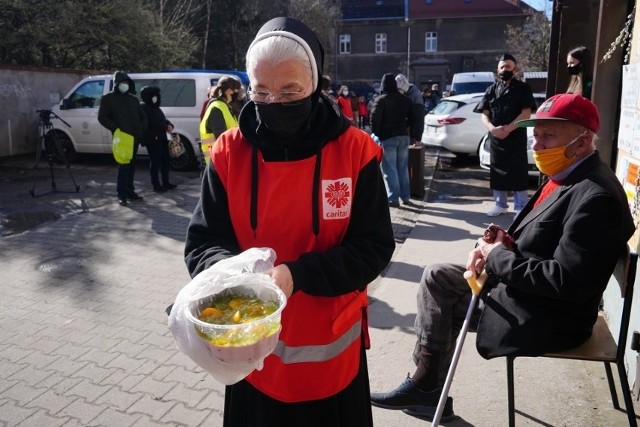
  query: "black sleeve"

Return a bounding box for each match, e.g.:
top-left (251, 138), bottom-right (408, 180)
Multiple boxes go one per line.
top-left (474, 85), bottom-right (493, 113)
top-left (370, 99), bottom-right (383, 136)
top-left (522, 82), bottom-right (537, 111)
top-left (410, 102), bottom-right (424, 140)
top-left (148, 107), bottom-right (168, 133)
top-left (206, 107), bottom-right (228, 138)
top-left (184, 163), bottom-right (241, 278)
top-left (285, 157), bottom-right (396, 296)
top-left (97, 94), bottom-right (116, 132)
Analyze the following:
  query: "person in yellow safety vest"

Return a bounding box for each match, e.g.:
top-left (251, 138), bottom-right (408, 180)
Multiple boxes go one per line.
top-left (199, 75), bottom-right (241, 164)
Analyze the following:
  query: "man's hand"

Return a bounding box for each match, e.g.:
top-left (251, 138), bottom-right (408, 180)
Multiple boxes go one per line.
top-left (490, 126), bottom-right (509, 140)
top-left (467, 239), bottom-right (503, 274)
top-left (466, 224), bottom-right (514, 274)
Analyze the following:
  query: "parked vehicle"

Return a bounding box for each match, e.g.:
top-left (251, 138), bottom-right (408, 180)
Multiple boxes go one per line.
top-left (450, 72), bottom-right (495, 95)
top-left (46, 70), bottom-right (247, 171)
top-left (421, 93), bottom-right (486, 156)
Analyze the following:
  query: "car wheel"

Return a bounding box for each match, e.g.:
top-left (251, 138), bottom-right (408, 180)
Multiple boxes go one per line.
top-left (44, 131), bottom-right (77, 164)
top-left (169, 134), bottom-right (198, 171)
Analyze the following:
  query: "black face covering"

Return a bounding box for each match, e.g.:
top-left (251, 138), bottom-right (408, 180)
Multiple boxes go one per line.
top-left (255, 96), bottom-right (313, 140)
top-left (498, 70), bottom-right (514, 81)
top-left (567, 64), bottom-right (582, 75)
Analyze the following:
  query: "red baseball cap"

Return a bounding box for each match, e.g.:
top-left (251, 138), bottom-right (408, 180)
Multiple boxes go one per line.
top-left (515, 93), bottom-right (600, 133)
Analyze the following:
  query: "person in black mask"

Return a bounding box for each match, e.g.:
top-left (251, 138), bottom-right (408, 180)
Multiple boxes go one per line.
top-left (183, 16), bottom-right (395, 427)
top-left (566, 46), bottom-right (592, 99)
top-left (98, 71), bottom-right (147, 206)
top-left (475, 53), bottom-right (537, 217)
top-left (139, 86), bottom-right (176, 192)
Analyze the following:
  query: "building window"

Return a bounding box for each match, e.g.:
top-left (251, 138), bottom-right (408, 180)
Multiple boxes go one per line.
top-left (375, 33), bottom-right (387, 53)
top-left (425, 32), bottom-right (438, 52)
top-left (339, 34), bottom-right (351, 54)
top-left (463, 58), bottom-right (474, 72)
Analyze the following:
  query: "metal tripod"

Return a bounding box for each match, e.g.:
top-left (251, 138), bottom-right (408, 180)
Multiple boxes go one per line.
top-left (29, 109), bottom-right (80, 197)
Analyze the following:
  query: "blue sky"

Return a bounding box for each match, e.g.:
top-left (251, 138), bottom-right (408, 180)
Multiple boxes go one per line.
top-left (523, 0), bottom-right (552, 16)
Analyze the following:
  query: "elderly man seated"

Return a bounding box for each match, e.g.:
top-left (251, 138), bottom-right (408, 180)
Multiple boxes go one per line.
top-left (370, 93), bottom-right (635, 421)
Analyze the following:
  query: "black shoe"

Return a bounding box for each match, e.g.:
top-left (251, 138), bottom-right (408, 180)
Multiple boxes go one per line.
top-left (389, 201), bottom-right (400, 208)
top-left (118, 198), bottom-right (127, 206)
top-left (127, 192), bottom-right (143, 201)
top-left (371, 376), bottom-right (445, 410)
top-left (402, 398), bottom-right (455, 422)
top-left (153, 186), bottom-right (167, 193)
top-left (163, 183), bottom-right (177, 190)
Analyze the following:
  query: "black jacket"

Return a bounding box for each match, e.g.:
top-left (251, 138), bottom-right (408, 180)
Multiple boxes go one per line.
top-left (139, 86), bottom-right (172, 147)
top-left (476, 152), bottom-right (635, 358)
top-left (370, 90), bottom-right (413, 141)
top-left (98, 71), bottom-right (147, 140)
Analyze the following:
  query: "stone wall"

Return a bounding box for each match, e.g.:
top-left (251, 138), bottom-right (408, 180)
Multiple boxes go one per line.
top-left (0, 66), bottom-right (100, 157)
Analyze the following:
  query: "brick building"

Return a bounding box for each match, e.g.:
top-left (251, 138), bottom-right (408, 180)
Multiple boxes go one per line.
top-left (332, 0), bottom-right (536, 95)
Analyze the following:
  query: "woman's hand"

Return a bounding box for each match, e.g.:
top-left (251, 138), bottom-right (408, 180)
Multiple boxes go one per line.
top-left (268, 264), bottom-right (294, 299)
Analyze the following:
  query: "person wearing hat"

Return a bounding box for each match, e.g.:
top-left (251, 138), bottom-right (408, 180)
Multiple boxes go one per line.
top-left (98, 71), bottom-right (148, 206)
top-left (476, 53), bottom-right (538, 217)
top-left (396, 73), bottom-right (425, 146)
top-left (371, 93), bottom-right (634, 421)
top-left (184, 17), bottom-right (395, 426)
top-left (370, 73), bottom-right (414, 207)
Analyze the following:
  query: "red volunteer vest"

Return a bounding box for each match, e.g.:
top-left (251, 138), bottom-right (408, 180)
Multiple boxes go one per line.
top-left (211, 127), bottom-right (382, 402)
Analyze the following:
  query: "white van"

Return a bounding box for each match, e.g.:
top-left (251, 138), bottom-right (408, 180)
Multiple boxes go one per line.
top-left (48, 70), bottom-right (248, 171)
top-left (450, 72), bottom-right (495, 95)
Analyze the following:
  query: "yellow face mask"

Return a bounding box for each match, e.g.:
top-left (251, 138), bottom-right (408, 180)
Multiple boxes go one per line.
top-left (533, 131), bottom-right (586, 176)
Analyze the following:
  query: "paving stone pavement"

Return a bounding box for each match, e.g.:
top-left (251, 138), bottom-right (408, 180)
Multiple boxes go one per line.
top-left (0, 151), bottom-right (434, 427)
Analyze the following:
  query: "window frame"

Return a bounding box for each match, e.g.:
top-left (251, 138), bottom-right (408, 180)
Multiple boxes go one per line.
top-left (375, 33), bottom-right (387, 54)
top-left (339, 34), bottom-right (351, 54)
top-left (425, 32), bottom-right (438, 52)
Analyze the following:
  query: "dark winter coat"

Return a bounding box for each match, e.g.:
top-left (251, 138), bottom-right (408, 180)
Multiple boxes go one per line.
top-left (370, 74), bottom-right (413, 141)
top-left (139, 86), bottom-right (172, 147)
top-left (98, 71), bottom-right (147, 140)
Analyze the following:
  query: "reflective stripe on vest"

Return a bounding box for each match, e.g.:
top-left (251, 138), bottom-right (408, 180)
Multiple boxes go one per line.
top-left (272, 320), bottom-right (362, 364)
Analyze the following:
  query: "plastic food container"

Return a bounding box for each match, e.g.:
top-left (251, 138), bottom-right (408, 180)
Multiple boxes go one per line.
top-left (185, 281), bottom-right (286, 364)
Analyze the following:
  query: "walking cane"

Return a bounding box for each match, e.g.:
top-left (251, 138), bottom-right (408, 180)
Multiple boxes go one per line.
top-left (431, 269), bottom-right (488, 426)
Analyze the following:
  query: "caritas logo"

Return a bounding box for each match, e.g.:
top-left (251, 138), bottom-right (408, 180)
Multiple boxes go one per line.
top-left (322, 178), bottom-right (352, 220)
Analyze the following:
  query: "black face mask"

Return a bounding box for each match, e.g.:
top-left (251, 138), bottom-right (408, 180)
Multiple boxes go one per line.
top-left (498, 70), bottom-right (514, 81)
top-left (255, 96), bottom-right (313, 140)
top-left (567, 64), bottom-right (582, 75)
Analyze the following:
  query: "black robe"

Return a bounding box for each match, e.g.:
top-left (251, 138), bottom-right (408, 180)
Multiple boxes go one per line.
top-left (476, 79), bottom-right (537, 191)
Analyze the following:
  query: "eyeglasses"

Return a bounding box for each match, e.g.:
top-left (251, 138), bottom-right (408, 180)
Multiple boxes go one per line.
top-left (247, 81), bottom-right (312, 104)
